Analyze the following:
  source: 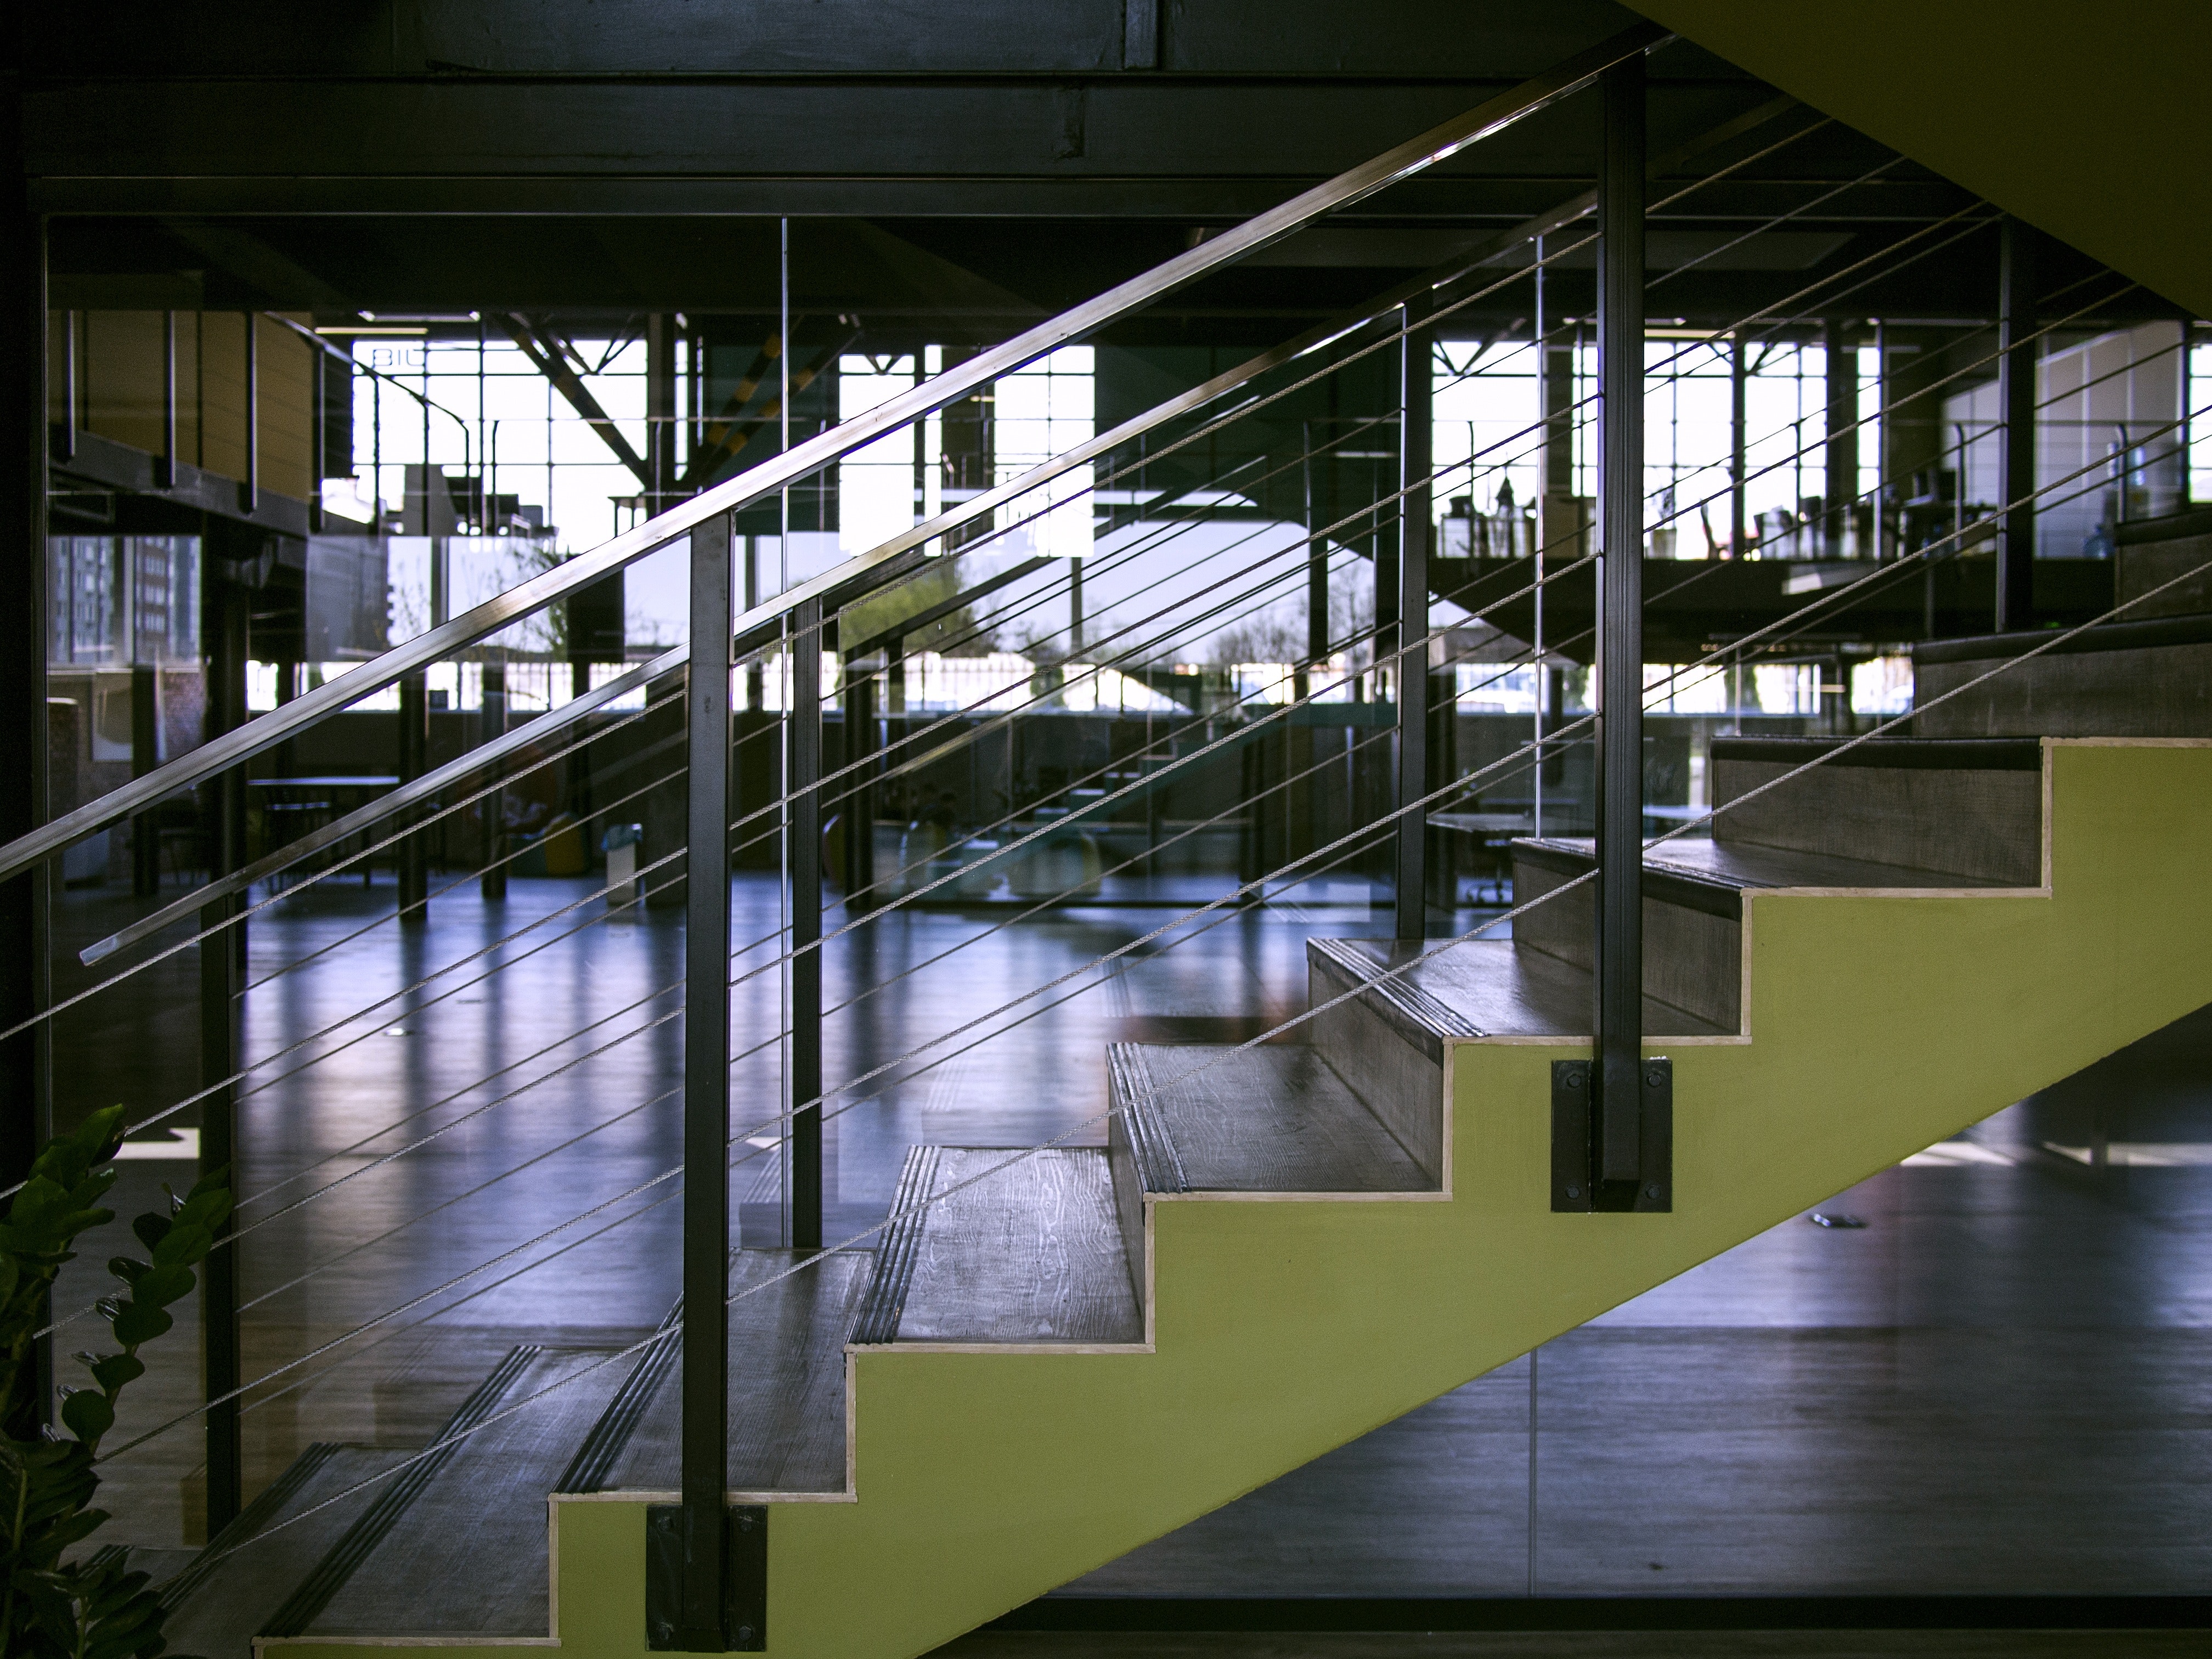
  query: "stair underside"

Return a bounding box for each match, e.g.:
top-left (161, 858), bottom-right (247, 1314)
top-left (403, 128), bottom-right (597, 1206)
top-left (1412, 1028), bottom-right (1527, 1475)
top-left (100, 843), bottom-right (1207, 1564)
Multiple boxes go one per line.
top-left (860, 1147), bottom-right (1141, 1346)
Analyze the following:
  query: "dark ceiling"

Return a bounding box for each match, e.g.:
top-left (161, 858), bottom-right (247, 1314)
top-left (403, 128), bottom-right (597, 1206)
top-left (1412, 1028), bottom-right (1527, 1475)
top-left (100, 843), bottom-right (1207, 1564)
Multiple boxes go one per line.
top-left (27, 1), bottom-right (2180, 343)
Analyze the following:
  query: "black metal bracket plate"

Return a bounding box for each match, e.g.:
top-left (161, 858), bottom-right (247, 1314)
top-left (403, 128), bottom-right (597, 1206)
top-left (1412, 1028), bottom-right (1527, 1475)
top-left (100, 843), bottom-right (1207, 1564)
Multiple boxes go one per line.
top-left (646, 1504), bottom-right (766, 1652)
top-left (1551, 1057), bottom-right (1671, 1213)
top-left (1550, 1060), bottom-right (1594, 1212)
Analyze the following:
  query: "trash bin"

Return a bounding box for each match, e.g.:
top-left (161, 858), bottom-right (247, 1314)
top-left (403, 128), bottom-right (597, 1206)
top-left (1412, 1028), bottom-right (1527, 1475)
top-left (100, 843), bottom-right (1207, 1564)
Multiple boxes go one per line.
top-left (603, 822), bottom-right (643, 911)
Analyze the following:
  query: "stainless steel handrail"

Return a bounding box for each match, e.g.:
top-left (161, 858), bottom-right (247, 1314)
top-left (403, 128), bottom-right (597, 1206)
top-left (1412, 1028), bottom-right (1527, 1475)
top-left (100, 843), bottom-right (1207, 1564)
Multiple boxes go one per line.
top-left (0, 20), bottom-right (1665, 885)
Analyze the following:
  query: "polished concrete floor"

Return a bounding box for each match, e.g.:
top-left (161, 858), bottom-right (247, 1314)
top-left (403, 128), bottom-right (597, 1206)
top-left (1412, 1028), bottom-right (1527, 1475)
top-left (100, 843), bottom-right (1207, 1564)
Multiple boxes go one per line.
top-left (47, 866), bottom-right (2212, 1606)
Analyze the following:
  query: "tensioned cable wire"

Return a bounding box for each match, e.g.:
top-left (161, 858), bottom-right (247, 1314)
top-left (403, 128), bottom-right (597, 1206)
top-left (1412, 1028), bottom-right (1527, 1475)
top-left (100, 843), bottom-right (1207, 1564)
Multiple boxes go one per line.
top-left (819, 190), bottom-right (2035, 833)
top-left (59, 461), bottom-right (1553, 1279)
top-left (729, 405), bottom-right (2210, 1153)
top-left (75, 125), bottom-right (1862, 1056)
top-left (114, 409), bottom-right (2177, 1482)
top-left (1646, 154), bottom-right (1909, 292)
top-left (110, 240), bottom-right (2174, 1496)
top-left (1645, 272), bottom-right (2153, 526)
top-left (35, 146), bottom-right (2044, 1309)
top-left (20, 200), bottom-right (2019, 1210)
top-left (52, 403), bottom-right (1584, 1243)
top-left (0, 681), bottom-right (690, 1047)
top-left (99, 707), bottom-right (1567, 1479)
top-left (48, 122), bottom-right (1949, 1046)
top-left (98, 1126), bottom-right (791, 1466)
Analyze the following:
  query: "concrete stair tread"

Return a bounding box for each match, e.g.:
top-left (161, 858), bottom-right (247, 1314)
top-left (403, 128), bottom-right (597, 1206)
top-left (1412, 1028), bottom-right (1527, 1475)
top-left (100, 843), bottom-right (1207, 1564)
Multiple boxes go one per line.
top-left (304, 1344), bottom-right (633, 1638)
top-left (1517, 834), bottom-right (2015, 894)
top-left (1108, 1041), bottom-right (1434, 1194)
top-left (160, 1445), bottom-right (415, 1659)
top-left (857, 1147), bottom-right (1141, 1346)
top-left (1313, 936), bottom-right (1729, 1041)
top-left (600, 1249), bottom-right (873, 1495)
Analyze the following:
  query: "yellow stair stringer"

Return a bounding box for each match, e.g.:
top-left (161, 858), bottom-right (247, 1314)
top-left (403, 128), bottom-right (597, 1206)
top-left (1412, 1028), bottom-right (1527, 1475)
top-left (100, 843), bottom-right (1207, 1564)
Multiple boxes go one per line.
top-left (276, 738), bottom-right (2212, 1659)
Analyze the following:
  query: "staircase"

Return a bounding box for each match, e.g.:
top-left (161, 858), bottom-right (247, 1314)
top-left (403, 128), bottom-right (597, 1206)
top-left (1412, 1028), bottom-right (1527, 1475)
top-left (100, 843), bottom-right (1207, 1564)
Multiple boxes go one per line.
top-left (143, 735), bottom-right (2198, 1658)
top-left (22, 18), bottom-right (2209, 1657)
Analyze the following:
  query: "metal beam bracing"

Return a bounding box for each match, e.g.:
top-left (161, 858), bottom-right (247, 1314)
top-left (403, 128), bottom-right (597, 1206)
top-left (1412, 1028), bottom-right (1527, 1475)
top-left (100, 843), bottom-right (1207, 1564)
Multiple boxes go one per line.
top-left (677, 513), bottom-right (735, 1651)
top-left (1996, 217), bottom-right (2038, 633)
top-left (1395, 291), bottom-right (1434, 943)
top-left (1594, 53), bottom-right (1648, 1199)
top-left (498, 313), bottom-right (655, 491)
top-left (678, 331), bottom-right (858, 494)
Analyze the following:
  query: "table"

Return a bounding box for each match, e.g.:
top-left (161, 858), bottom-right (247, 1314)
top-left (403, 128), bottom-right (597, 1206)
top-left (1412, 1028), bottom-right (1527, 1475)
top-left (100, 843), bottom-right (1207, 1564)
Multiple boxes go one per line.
top-left (1429, 811), bottom-right (1538, 905)
top-left (249, 776), bottom-right (401, 884)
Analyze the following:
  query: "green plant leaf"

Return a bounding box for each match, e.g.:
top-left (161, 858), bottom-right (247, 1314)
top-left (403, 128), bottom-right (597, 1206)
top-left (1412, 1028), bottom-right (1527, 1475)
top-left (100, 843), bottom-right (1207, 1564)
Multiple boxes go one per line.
top-left (149, 1224), bottom-right (212, 1269)
top-left (58, 1389), bottom-right (113, 1445)
top-left (108, 1302), bottom-right (171, 1348)
top-left (85, 1353), bottom-right (143, 1393)
top-left (126, 1264), bottom-right (194, 1310)
top-left (106, 1256), bottom-right (149, 1288)
top-left (128, 1212), bottom-right (170, 1254)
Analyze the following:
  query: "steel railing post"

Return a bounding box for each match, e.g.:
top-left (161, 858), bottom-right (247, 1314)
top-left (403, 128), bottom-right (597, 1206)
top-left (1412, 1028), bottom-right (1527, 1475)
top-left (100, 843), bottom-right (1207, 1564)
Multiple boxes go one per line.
top-left (789, 598), bottom-right (824, 1252)
top-left (200, 578), bottom-right (249, 1537)
top-left (675, 512), bottom-right (733, 1649)
top-left (1562, 49), bottom-right (1672, 1214)
top-left (1395, 292), bottom-right (1435, 941)
top-left (398, 672), bottom-right (428, 922)
top-left (1996, 216), bottom-right (2039, 631)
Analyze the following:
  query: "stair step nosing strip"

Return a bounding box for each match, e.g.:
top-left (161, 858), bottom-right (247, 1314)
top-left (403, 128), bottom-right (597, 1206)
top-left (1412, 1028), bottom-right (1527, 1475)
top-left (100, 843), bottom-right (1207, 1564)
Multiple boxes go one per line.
top-left (1512, 839), bottom-right (1746, 919)
top-left (851, 1146), bottom-right (940, 1345)
top-left (1109, 1043), bottom-right (1189, 1195)
top-left (258, 1344), bottom-right (543, 1639)
top-left (160, 1441), bottom-right (346, 1611)
top-left (557, 1302), bottom-right (683, 1495)
top-left (1311, 938), bottom-right (1482, 1048)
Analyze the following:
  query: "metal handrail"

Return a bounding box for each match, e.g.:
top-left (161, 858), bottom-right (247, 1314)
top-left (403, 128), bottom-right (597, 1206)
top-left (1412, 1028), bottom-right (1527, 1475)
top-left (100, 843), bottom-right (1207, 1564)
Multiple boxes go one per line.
top-left (57, 84), bottom-right (1870, 977)
top-left (0, 21), bottom-right (1664, 886)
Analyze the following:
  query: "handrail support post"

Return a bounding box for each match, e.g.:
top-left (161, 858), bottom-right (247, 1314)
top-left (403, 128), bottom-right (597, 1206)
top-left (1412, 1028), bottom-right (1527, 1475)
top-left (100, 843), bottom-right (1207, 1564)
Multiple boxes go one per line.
top-left (1558, 50), bottom-right (1672, 1215)
top-left (670, 512), bottom-right (734, 1650)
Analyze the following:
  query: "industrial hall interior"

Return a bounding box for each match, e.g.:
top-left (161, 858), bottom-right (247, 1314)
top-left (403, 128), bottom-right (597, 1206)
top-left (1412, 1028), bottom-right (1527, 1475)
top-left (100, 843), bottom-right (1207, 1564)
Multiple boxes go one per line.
top-left (7, 2), bottom-right (2212, 1657)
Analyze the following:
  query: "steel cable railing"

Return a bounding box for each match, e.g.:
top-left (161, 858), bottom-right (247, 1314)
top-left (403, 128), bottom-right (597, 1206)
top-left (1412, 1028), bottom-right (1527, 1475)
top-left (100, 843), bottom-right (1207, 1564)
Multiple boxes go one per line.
top-left (35, 176), bottom-right (1982, 1407)
top-left (56, 136), bottom-right (1938, 1300)
top-left (155, 518), bottom-right (2212, 1558)
top-left (104, 385), bottom-right (2206, 1543)
top-left (5, 22), bottom-right (1674, 885)
top-left (64, 97), bottom-right (2151, 1569)
top-left (28, 82), bottom-right (1814, 1095)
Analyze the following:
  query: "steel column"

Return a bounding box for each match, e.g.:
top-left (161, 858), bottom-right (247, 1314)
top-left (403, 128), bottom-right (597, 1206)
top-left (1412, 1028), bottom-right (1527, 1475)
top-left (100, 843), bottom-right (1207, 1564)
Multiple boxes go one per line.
top-left (1729, 334), bottom-right (1748, 557)
top-left (199, 580), bottom-right (247, 1534)
top-left (244, 310), bottom-right (259, 514)
top-left (480, 658), bottom-right (508, 901)
top-left (397, 672), bottom-right (428, 922)
top-left (1824, 318), bottom-right (1857, 559)
top-left (1592, 54), bottom-right (1660, 1203)
top-left (675, 512), bottom-right (735, 1651)
top-left (159, 309), bottom-right (177, 488)
top-left (0, 181), bottom-right (52, 1438)
top-left (1996, 216), bottom-right (2038, 632)
top-left (788, 599), bottom-right (824, 1252)
top-left (1394, 294), bottom-right (1434, 941)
